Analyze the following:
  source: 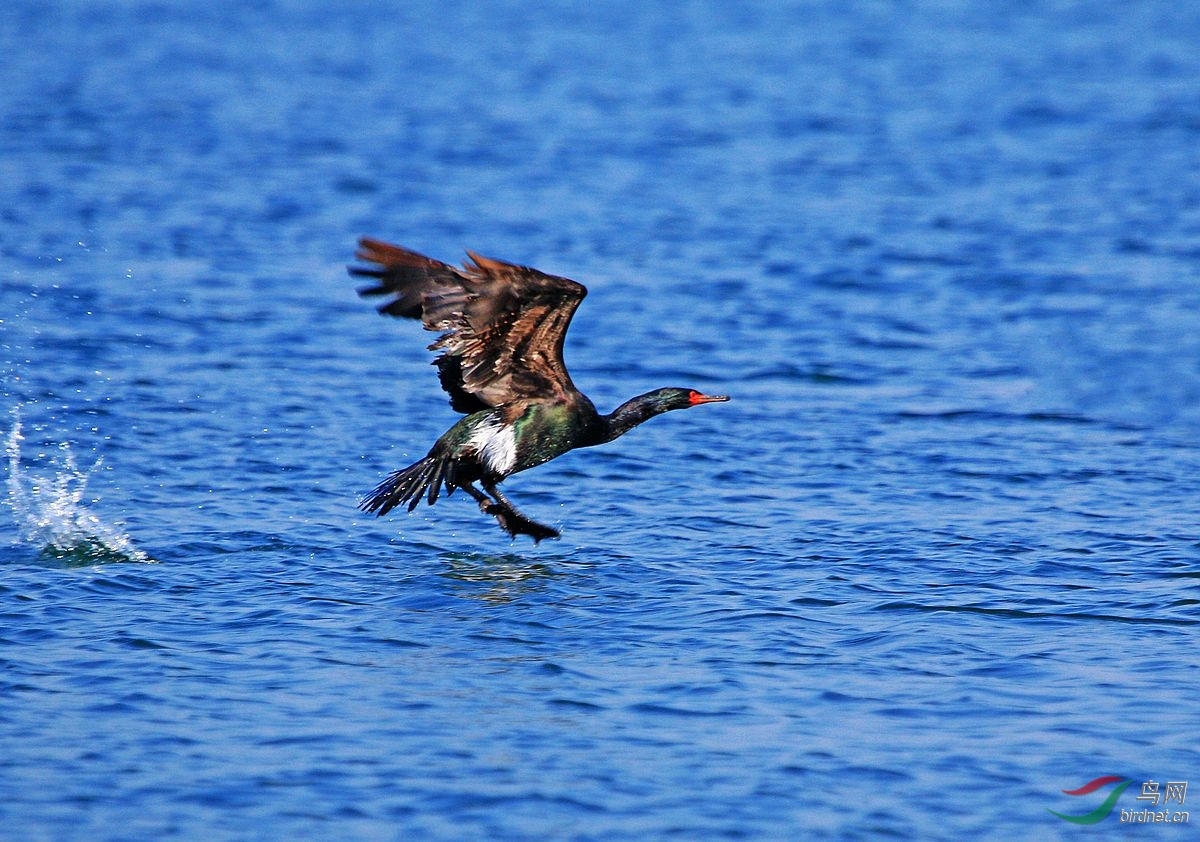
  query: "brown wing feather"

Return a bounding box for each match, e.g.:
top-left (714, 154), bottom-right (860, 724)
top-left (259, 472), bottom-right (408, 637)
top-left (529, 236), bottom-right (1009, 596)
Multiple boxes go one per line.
top-left (350, 237), bottom-right (588, 412)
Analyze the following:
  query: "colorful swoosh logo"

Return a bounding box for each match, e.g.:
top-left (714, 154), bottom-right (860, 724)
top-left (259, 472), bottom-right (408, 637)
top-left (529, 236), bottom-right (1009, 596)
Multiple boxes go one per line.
top-left (1047, 776), bottom-right (1132, 824)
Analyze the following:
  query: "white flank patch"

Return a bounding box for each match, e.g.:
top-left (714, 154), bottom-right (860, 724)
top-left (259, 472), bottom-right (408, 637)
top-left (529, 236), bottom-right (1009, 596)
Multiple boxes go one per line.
top-left (468, 415), bottom-right (517, 475)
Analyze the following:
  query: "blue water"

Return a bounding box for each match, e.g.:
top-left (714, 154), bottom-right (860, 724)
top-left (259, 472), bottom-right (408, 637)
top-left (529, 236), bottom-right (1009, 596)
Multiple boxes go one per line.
top-left (3, 1), bottom-right (1198, 838)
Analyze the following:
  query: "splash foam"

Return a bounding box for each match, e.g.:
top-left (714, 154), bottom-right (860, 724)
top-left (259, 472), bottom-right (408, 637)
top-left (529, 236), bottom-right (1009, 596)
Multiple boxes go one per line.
top-left (5, 413), bottom-right (153, 564)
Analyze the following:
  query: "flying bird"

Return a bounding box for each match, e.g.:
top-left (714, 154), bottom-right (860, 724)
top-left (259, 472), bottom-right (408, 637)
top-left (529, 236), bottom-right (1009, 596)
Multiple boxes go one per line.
top-left (350, 238), bottom-right (728, 542)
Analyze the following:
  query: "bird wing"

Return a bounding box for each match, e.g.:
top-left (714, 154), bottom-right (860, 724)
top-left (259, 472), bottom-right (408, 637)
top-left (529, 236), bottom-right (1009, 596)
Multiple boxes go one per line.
top-left (350, 238), bottom-right (588, 413)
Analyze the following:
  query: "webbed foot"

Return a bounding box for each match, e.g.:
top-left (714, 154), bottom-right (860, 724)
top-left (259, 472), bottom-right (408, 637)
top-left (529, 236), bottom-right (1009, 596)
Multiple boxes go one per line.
top-left (480, 501), bottom-right (560, 543)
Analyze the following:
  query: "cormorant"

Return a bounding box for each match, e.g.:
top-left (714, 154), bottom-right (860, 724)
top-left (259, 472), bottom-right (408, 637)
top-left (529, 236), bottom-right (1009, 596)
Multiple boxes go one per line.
top-left (351, 238), bottom-right (728, 542)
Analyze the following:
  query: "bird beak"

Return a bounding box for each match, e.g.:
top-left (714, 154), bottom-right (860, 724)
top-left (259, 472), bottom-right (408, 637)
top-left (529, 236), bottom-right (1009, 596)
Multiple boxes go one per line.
top-left (688, 392), bottom-right (730, 405)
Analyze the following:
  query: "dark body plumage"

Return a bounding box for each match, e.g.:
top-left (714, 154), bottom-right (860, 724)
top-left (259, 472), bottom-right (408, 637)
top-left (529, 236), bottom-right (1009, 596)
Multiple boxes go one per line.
top-left (351, 238), bottom-right (728, 541)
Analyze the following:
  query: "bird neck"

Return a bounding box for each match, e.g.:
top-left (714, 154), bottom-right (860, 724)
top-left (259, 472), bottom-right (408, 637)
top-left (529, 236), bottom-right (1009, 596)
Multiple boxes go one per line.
top-left (597, 392), bottom-right (670, 443)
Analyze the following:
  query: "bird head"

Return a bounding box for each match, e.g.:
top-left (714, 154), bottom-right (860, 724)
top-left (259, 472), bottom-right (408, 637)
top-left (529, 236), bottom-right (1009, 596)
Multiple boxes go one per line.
top-left (650, 387), bottom-right (731, 412)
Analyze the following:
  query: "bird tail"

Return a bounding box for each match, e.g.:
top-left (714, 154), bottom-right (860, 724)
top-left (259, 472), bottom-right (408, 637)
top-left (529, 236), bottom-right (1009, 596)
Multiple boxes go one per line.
top-left (360, 454), bottom-right (454, 516)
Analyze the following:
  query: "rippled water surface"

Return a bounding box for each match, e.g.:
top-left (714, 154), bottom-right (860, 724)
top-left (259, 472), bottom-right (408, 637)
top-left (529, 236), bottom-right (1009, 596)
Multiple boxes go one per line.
top-left (3, 1), bottom-right (1198, 838)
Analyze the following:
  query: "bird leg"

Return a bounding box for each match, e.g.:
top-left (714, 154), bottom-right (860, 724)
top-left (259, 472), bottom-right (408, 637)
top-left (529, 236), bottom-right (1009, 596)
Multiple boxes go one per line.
top-left (461, 481), bottom-right (559, 543)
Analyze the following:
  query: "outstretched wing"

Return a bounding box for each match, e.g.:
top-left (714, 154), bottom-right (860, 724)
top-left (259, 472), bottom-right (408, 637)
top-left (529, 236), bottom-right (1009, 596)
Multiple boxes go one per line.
top-left (350, 238), bottom-right (588, 413)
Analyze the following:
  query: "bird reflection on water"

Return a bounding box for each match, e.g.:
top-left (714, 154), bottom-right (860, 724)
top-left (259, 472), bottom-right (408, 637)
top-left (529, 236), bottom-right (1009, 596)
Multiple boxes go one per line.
top-left (437, 551), bottom-right (573, 603)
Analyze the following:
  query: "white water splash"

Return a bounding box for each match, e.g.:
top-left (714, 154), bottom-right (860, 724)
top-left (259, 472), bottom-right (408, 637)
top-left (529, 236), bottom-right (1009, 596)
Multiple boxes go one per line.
top-left (5, 413), bottom-right (153, 564)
